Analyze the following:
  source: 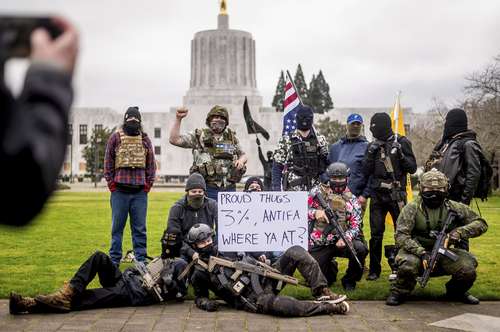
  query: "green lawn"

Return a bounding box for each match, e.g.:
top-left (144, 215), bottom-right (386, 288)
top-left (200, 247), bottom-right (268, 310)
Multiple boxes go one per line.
top-left (0, 191), bottom-right (499, 300)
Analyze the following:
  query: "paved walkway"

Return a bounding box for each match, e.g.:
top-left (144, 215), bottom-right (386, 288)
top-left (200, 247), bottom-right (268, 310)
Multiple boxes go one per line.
top-left (1, 300), bottom-right (499, 332)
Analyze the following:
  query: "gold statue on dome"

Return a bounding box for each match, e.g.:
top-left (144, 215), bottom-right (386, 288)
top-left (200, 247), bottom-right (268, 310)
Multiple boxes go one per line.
top-left (220, 0), bottom-right (228, 15)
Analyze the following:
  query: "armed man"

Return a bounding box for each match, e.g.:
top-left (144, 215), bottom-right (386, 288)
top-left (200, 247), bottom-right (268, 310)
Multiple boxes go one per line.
top-left (182, 224), bottom-right (349, 317)
top-left (160, 173), bottom-right (217, 259)
top-left (308, 162), bottom-right (368, 290)
top-left (386, 169), bottom-right (488, 306)
top-left (9, 251), bottom-right (188, 314)
top-left (272, 105), bottom-right (329, 191)
top-left (169, 106), bottom-right (248, 201)
top-left (362, 112), bottom-right (417, 281)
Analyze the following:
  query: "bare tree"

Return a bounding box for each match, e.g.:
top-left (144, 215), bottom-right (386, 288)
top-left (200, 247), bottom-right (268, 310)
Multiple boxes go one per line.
top-left (464, 54), bottom-right (500, 102)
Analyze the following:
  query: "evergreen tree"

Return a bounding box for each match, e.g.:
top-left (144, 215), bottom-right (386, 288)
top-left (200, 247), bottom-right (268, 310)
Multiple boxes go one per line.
top-left (271, 70), bottom-right (286, 112)
top-left (294, 64), bottom-right (310, 106)
top-left (316, 70), bottom-right (334, 112)
top-left (83, 127), bottom-right (114, 180)
top-left (316, 116), bottom-right (344, 145)
top-left (308, 73), bottom-right (323, 113)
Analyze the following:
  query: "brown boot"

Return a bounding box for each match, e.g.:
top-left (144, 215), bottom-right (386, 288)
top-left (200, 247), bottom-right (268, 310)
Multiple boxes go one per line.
top-left (316, 287), bottom-right (347, 304)
top-left (35, 282), bottom-right (75, 312)
top-left (9, 292), bottom-right (37, 315)
top-left (326, 301), bottom-right (350, 315)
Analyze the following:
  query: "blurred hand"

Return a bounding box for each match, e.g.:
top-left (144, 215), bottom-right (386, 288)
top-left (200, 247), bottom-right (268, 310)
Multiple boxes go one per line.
top-left (192, 252), bottom-right (199, 261)
top-left (258, 255), bottom-right (267, 262)
top-left (390, 142), bottom-right (403, 158)
top-left (234, 159), bottom-right (245, 170)
top-left (315, 209), bottom-right (327, 223)
top-left (176, 108), bottom-right (189, 120)
top-left (31, 16), bottom-right (79, 74)
top-left (358, 196), bottom-right (367, 209)
top-left (336, 238), bottom-right (346, 249)
top-left (421, 252), bottom-right (431, 270)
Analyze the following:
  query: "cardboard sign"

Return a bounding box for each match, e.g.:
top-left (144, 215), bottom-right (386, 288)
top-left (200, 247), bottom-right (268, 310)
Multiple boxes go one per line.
top-left (217, 191), bottom-right (308, 251)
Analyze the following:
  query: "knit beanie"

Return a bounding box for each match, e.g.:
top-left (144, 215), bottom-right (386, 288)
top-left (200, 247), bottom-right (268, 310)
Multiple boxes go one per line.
top-left (244, 177), bottom-right (264, 191)
top-left (124, 106), bottom-right (141, 122)
top-left (443, 108), bottom-right (468, 140)
top-left (185, 173), bottom-right (206, 191)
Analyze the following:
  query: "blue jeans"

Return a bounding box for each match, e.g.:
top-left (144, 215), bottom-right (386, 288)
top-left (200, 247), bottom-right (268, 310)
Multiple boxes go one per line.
top-left (109, 190), bottom-right (148, 265)
top-left (206, 184), bottom-right (236, 201)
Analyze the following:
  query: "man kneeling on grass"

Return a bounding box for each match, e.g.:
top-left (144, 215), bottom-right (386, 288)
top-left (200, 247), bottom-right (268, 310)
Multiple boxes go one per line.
top-left (10, 251), bottom-right (187, 314)
top-left (183, 223), bottom-right (350, 317)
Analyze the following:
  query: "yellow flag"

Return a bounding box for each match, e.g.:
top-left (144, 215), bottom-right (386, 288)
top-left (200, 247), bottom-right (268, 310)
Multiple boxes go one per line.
top-left (390, 91), bottom-right (413, 201)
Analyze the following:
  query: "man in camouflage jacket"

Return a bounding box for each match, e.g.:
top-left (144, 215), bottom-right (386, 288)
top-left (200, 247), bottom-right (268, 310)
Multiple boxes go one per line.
top-left (386, 169), bottom-right (488, 306)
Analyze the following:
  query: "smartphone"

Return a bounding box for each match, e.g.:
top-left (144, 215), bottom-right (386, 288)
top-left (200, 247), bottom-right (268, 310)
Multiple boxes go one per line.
top-left (0, 16), bottom-right (63, 59)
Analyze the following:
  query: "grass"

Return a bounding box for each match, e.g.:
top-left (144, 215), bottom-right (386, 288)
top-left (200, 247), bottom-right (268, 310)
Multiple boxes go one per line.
top-left (0, 191), bottom-right (499, 301)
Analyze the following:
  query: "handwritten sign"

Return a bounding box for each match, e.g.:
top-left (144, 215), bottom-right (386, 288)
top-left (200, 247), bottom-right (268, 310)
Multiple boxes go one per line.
top-left (217, 191), bottom-right (308, 251)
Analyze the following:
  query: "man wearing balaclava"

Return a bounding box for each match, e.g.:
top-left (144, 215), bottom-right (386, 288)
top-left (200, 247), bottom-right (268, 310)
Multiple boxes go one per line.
top-left (104, 106), bottom-right (156, 266)
top-left (160, 173), bottom-right (217, 259)
top-left (362, 112), bottom-right (417, 281)
top-left (272, 105), bottom-right (329, 191)
top-left (169, 106), bottom-right (247, 201)
top-left (427, 109), bottom-right (483, 206)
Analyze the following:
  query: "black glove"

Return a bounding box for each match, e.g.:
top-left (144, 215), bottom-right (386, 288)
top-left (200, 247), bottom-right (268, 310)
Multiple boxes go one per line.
top-left (195, 297), bottom-right (218, 312)
top-left (448, 228), bottom-right (462, 245)
top-left (421, 251), bottom-right (431, 270)
top-left (367, 142), bottom-right (381, 155)
top-left (390, 142), bottom-right (403, 159)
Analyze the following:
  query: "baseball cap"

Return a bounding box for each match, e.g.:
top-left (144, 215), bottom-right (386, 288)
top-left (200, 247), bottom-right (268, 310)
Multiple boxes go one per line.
top-left (347, 113), bottom-right (363, 124)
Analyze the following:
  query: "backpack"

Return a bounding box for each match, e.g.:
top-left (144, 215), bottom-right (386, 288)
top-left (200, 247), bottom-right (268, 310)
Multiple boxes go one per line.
top-left (457, 139), bottom-right (493, 201)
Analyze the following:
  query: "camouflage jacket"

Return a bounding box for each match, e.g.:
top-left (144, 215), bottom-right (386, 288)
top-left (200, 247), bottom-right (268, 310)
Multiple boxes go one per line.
top-left (178, 128), bottom-right (245, 187)
top-left (273, 130), bottom-right (328, 191)
top-left (395, 196), bottom-right (488, 256)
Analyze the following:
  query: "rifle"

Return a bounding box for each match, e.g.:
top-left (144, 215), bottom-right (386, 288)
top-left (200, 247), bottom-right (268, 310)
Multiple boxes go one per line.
top-left (315, 193), bottom-right (363, 270)
top-left (208, 256), bottom-right (298, 286)
top-left (378, 140), bottom-right (406, 212)
top-left (177, 257), bottom-right (209, 281)
top-left (417, 211), bottom-right (459, 288)
top-left (123, 250), bottom-right (164, 302)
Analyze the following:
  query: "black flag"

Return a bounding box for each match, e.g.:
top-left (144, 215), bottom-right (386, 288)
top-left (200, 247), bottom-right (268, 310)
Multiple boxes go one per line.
top-left (243, 97), bottom-right (270, 140)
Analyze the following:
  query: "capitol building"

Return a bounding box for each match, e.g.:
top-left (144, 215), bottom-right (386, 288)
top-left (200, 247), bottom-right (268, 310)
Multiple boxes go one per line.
top-left (63, 2), bottom-right (420, 181)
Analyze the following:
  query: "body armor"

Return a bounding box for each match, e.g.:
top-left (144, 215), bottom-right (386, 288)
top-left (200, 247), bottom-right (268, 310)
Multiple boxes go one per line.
top-left (190, 128), bottom-right (245, 185)
top-left (289, 135), bottom-right (322, 177)
top-left (115, 130), bottom-right (146, 169)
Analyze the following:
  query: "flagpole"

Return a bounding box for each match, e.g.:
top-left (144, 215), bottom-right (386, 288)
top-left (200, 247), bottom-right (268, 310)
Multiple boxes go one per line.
top-left (286, 70), bottom-right (303, 105)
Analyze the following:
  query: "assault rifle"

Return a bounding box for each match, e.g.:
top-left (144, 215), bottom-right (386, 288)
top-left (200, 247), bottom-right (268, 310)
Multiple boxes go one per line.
top-left (315, 193), bottom-right (363, 270)
top-left (123, 250), bottom-right (163, 301)
top-left (208, 256), bottom-right (298, 287)
top-left (417, 211), bottom-right (459, 288)
top-left (378, 140), bottom-right (406, 212)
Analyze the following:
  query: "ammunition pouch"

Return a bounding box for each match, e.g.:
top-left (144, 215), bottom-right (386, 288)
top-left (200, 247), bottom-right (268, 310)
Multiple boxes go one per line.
top-left (227, 165), bottom-right (246, 183)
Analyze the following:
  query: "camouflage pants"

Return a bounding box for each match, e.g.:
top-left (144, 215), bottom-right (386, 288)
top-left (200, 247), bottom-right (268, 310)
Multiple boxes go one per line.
top-left (391, 248), bottom-right (478, 296)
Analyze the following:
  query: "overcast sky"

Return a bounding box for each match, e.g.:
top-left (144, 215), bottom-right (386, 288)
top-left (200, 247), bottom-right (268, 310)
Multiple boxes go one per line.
top-left (2, 0), bottom-right (500, 113)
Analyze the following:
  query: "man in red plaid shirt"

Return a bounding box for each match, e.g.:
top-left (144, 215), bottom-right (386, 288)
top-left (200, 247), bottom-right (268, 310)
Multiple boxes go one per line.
top-left (104, 106), bottom-right (156, 265)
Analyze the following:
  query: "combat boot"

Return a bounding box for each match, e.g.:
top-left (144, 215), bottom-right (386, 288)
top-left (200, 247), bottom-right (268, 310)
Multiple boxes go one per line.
top-left (385, 292), bottom-right (404, 306)
top-left (316, 287), bottom-right (347, 304)
top-left (326, 301), bottom-right (350, 315)
top-left (446, 292), bottom-right (480, 305)
top-left (9, 292), bottom-right (37, 314)
top-left (35, 281), bottom-right (75, 312)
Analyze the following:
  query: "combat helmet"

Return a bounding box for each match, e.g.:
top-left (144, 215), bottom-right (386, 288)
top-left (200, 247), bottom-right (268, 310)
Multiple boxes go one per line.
top-left (186, 223), bottom-right (214, 245)
top-left (206, 105), bottom-right (229, 126)
top-left (419, 168), bottom-right (449, 192)
top-left (326, 162), bottom-right (349, 178)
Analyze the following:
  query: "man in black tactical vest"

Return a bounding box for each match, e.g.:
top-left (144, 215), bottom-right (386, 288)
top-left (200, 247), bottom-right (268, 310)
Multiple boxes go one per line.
top-left (362, 112), bottom-right (417, 281)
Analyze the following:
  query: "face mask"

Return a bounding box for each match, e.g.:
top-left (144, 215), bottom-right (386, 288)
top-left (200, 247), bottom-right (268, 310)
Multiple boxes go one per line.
top-left (187, 195), bottom-right (204, 209)
top-left (347, 123), bottom-right (362, 137)
top-left (197, 243), bottom-right (215, 258)
top-left (210, 119), bottom-right (226, 134)
top-left (421, 191), bottom-right (447, 209)
top-left (329, 180), bottom-right (346, 194)
top-left (123, 121), bottom-right (141, 136)
top-left (296, 116), bottom-right (313, 130)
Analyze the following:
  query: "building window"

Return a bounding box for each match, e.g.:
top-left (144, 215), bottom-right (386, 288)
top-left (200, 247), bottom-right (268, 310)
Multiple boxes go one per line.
top-left (154, 128), bottom-right (161, 138)
top-left (404, 124), bottom-right (410, 134)
top-left (154, 146), bottom-right (161, 155)
top-left (68, 124), bottom-right (73, 144)
top-left (79, 124), bottom-right (88, 144)
top-left (95, 124), bottom-right (103, 132)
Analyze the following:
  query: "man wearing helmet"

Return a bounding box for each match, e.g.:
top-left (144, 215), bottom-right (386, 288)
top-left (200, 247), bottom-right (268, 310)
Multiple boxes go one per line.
top-left (182, 224), bottom-right (350, 317)
top-left (308, 162), bottom-right (368, 290)
top-left (169, 106), bottom-right (247, 201)
top-left (386, 169), bottom-right (488, 306)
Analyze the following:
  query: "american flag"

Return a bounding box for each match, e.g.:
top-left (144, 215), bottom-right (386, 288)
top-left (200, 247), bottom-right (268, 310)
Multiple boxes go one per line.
top-left (283, 71), bottom-right (300, 135)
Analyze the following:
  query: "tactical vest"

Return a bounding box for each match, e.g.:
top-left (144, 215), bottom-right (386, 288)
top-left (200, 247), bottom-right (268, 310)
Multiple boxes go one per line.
top-left (115, 130), bottom-right (146, 169)
top-left (191, 128), bottom-right (244, 184)
top-left (289, 135), bottom-right (321, 177)
top-left (371, 138), bottom-right (403, 191)
top-left (411, 202), bottom-right (461, 250)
